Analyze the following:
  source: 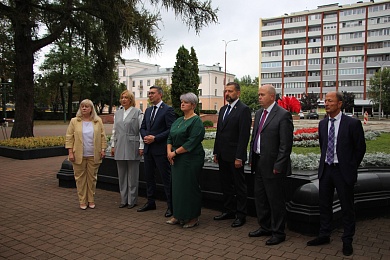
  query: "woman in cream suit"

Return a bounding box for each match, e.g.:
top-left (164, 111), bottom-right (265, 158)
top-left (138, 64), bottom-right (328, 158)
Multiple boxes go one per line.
top-left (66, 99), bottom-right (107, 210)
top-left (111, 90), bottom-right (144, 209)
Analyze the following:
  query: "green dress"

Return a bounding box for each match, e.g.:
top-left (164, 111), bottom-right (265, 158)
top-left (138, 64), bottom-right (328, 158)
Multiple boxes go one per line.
top-left (167, 115), bottom-right (205, 220)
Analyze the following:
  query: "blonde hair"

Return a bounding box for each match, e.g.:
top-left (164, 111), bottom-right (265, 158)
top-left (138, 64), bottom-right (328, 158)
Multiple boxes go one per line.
top-left (120, 90), bottom-right (135, 107)
top-left (76, 99), bottom-right (98, 121)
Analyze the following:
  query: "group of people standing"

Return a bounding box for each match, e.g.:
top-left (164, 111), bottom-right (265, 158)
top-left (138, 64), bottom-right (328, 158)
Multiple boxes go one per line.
top-left (65, 83), bottom-right (365, 256)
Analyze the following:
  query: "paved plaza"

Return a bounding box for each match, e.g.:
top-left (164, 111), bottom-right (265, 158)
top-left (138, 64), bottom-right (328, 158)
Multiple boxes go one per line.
top-left (0, 120), bottom-right (390, 259)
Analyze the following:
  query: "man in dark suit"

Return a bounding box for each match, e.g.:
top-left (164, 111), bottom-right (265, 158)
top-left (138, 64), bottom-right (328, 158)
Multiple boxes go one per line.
top-left (213, 82), bottom-right (252, 228)
top-left (248, 84), bottom-right (293, 246)
top-left (307, 91), bottom-right (366, 256)
top-left (138, 85), bottom-right (176, 217)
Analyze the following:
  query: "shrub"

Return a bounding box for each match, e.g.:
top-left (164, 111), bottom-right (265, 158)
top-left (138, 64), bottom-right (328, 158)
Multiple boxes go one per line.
top-left (203, 120), bottom-right (214, 128)
top-left (0, 136), bottom-right (65, 149)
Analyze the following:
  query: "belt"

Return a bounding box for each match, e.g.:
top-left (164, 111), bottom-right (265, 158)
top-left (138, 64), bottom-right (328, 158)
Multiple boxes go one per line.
top-left (326, 163), bottom-right (339, 167)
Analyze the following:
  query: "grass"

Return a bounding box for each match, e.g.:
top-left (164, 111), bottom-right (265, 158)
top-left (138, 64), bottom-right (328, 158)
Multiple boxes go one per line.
top-left (202, 132), bottom-right (390, 154)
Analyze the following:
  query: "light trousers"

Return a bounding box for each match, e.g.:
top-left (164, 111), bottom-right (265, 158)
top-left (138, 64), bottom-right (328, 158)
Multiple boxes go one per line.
top-left (72, 157), bottom-right (100, 204)
top-left (117, 160), bottom-right (140, 206)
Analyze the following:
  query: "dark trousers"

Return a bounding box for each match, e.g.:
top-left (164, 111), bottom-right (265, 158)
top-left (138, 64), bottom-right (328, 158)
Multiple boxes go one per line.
top-left (218, 158), bottom-right (247, 218)
top-left (319, 164), bottom-right (355, 244)
top-left (254, 162), bottom-right (287, 239)
top-left (143, 152), bottom-right (172, 210)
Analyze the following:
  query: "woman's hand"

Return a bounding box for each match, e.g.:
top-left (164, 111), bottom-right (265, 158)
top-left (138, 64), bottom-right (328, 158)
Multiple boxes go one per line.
top-left (100, 150), bottom-right (106, 159)
top-left (111, 147), bottom-right (115, 156)
top-left (68, 151), bottom-right (75, 162)
top-left (139, 149), bottom-right (144, 156)
top-left (167, 151), bottom-right (176, 165)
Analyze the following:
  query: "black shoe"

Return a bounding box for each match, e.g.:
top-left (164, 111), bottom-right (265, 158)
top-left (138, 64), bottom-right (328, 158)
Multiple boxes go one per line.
top-left (231, 218), bottom-right (246, 228)
top-left (137, 203), bottom-right (156, 212)
top-left (343, 243), bottom-right (353, 256)
top-left (128, 204), bottom-right (137, 209)
top-left (248, 228), bottom-right (272, 237)
top-left (119, 203), bottom-right (128, 208)
top-left (307, 236), bottom-right (330, 246)
top-left (213, 212), bottom-right (235, 221)
top-left (266, 236), bottom-right (285, 246)
top-left (165, 208), bottom-right (173, 218)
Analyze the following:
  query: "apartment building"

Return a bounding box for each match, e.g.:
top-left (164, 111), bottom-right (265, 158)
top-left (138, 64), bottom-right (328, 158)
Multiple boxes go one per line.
top-left (117, 59), bottom-right (234, 112)
top-left (259, 0), bottom-right (390, 112)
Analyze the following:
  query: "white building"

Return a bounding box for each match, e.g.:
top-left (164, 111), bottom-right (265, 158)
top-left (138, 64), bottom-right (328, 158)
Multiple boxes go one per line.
top-left (117, 59), bottom-right (234, 112)
top-left (259, 0), bottom-right (390, 113)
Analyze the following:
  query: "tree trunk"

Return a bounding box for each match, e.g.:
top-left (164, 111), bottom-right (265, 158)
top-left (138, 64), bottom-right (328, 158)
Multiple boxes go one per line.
top-left (10, 10), bottom-right (35, 138)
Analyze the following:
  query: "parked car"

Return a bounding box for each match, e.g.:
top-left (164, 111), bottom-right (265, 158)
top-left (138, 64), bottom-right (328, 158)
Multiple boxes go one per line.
top-left (306, 112), bottom-right (319, 119)
top-left (299, 112), bottom-right (305, 119)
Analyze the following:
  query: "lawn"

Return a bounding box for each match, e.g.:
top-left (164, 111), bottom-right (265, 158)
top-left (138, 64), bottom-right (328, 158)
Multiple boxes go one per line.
top-left (202, 132), bottom-right (390, 154)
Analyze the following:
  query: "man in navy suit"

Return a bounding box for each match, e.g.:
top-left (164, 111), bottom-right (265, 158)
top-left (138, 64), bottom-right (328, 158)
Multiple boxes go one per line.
top-left (248, 84), bottom-right (293, 246)
top-left (307, 91), bottom-right (366, 256)
top-left (138, 85), bottom-right (176, 217)
top-left (213, 82), bottom-right (252, 228)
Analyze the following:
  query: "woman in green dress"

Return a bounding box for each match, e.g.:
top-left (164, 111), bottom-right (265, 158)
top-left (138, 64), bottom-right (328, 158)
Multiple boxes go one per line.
top-left (166, 92), bottom-right (205, 228)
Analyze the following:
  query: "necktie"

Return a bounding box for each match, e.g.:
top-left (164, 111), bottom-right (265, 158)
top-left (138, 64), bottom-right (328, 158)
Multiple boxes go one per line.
top-left (326, 118), bottom-right (336, 164)
top-left (223, 105), bottom-right (231, 121)
top-left (150, 106), bottom-right (157, 124)
top-left (253, 110), bottom-right (268, 153)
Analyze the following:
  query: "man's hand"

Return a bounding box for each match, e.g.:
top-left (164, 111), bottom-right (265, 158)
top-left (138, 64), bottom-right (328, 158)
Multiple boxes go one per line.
top-left (144, 135), bottom-right (155, 144)
top-left (234, 159), bottom-right (243, 168)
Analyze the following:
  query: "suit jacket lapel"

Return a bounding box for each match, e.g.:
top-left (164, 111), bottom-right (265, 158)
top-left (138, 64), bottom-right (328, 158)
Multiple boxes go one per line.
top-left (261, 104), bottom-right (277, 132)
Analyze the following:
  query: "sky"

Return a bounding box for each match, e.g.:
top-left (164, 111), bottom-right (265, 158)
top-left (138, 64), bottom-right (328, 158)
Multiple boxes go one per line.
top-left (121, 0), bottom-right (360, 79)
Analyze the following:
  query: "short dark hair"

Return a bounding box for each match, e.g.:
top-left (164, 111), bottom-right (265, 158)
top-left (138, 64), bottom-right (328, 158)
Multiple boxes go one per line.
top-left (150, 85), bottom-right (163, 95)
top-left (226, 82), bottom-right (240, 91)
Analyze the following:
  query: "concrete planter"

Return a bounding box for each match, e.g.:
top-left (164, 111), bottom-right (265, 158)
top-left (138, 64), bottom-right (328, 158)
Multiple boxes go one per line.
top-left (0, 146), bottom-right (67, 160)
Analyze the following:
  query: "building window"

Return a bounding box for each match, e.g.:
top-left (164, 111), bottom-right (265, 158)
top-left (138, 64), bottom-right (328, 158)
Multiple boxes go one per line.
top-left (140, 103), bottom-right (143, 111)
top-left (123, 69), bottom-right (126, 77)
top-left (198, 89), bottom-right (202, 96)
top-left (215, 77), bottom-right (218, 84)
top-left (215, 89), bottom-right (217, 96)
top-left (140, 91), bottom-right (143, 98)
top-left (132, 81), bottom-right (135, 87)
top-left (199, 76), bottom-right (202, 83)
top-left (214, 103), bottom-right (218, 110)
top-left (147, 80), bottom-right (150, 86)
top-left (139, 80), bottom-right (143, 87)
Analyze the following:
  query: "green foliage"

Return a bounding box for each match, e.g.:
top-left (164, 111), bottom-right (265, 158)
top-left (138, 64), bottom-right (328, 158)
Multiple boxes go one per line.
top-left (171, 46), bottom-right (200, 117)
top-left (203, 120), bottom-right (214, 127)
top-left (369, 67), bottom-right (390, 116)
top-left (342, 91), bottom-right (355, 112)
top-left (300, 92), bottom-right (319, 111)
top-left (154, 78), bottom-right (172, 105)
top-left (200, 110), bottom-right (217, 114)
top-left (2, 0), bottom-right (218, 138)
top-left (239, 85), bottom-right (260, 112)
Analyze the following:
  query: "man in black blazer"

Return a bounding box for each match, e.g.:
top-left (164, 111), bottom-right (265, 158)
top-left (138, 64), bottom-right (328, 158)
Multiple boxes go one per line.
top-left (213, 82), bottom-right (252, 228)
top-left (307, 91), bottom-right (366, 256)
top-left (248, 84), bottom-right (293, 246)
top-left (138, 86), bottom-right (176, 217)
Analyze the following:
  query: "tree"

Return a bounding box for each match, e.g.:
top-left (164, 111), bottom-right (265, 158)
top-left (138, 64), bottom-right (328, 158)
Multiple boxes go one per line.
top-left (369, 67), bottom-right (390, 117)
top-left (342, 91), bottom-right (355, 113)
top-left (239, 85), bottom-right (259, 113)
top-left (155, 78), bottom-right (172, 106)
top-left (300, 92), bottom-right (319, 111)
top-left (0, 0), bottom-right (218, 138)
top-left (171, 45), bottom-right (200, 117)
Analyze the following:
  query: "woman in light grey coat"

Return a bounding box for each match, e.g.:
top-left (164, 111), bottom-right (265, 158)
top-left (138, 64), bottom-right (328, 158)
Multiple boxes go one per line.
top-left (111, 90), bottom-right (144, 208)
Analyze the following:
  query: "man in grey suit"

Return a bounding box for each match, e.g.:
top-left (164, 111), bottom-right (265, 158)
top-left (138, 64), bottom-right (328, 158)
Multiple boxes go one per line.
top-left (213, 82), bottom-right (252, 228)
top-left (138, 86), bottom-right (176, 217)
top-left (248, 84), bottom-right (293, 246)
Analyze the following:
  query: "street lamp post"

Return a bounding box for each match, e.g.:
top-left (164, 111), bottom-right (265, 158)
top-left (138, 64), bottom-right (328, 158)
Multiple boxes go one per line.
top-left (59, 82), bottom-right (66, 123)
top-left (223, 39), bottom-right (238, 104)
top-left (379, 66), bottom-right (382, 120)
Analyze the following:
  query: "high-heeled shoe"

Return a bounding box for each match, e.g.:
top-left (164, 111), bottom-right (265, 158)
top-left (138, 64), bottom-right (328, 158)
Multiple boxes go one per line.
top-left (183, 220), bottom-right (199, 228)
top-left (80, 204), bottom-right (87, 210)
top-left (88, 203), bottom-right (96, 209)
top-left (166, 218), bottom-right (179, 225)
